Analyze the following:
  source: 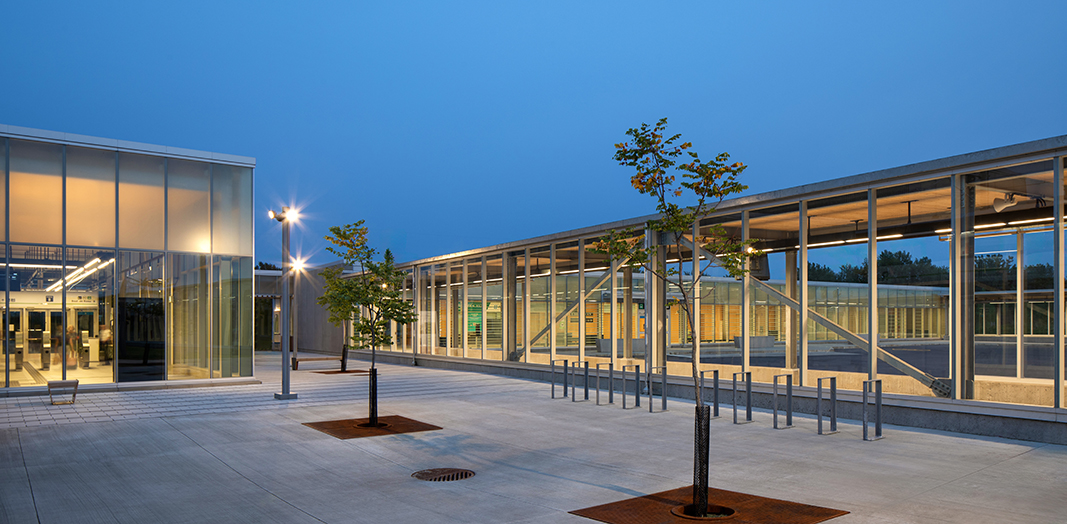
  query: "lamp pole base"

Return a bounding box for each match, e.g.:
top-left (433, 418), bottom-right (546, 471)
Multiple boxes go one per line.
top-left (274, 392), bottom-right (298, 400)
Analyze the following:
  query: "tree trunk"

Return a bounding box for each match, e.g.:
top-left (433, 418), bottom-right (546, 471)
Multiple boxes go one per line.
top-left (369, 367), bottom-right (379, 426)
top-left (692, 404), bottom-right (711, 517)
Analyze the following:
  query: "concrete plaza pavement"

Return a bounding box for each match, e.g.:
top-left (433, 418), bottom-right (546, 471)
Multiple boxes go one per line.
top-left (2, 352), bottom-right (1065, 523)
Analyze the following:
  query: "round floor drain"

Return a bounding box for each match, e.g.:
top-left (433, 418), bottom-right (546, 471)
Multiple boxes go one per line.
top-left (411, 468), bottom-right (475, 482)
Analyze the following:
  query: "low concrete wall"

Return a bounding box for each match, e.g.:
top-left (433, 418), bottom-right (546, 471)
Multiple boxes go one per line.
top-left (356, 349), bottom-right (1067, 445)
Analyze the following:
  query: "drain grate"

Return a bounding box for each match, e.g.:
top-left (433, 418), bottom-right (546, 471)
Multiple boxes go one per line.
top-left (411, 468), bottom-right (475, 482)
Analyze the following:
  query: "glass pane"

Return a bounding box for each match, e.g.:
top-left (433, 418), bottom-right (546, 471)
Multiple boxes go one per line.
top-left (0, 139), bottom-right (7, 239)
top-left (418, 266), bottom-right (432, 354)
top-left (967, 159), bottom-right (1055, 406)
top-left (449, 263), bottom-right (464, 356)
top-left (119, 153), bottom-right (164, 250)
top-left (466, 260), bottom-right (483, 359)
top-left (211, 165), bottom-right (253, 256)
top-left (64, 248), bottom-right (116, 384)
top-left (746, 205), bottom-right (800, 384)
top-left (213, 255), bottom-right (252, 377)
top-left (433, 263), bottom-right (447, 355)
top-left (117, 251), bottom-right (164, 382)
top-left (10, 140), bottom-right (62, 245)
top-left (555, 242), bottom-right (580, 363)
top-left (582, 242), bottom-right (612, 365)
top-left (506, 252), bottom-right (524, 362)
top-left (167, 252), bottom-right (209, 379)
top-left (528, 246), bottom-right (551, 361)
top-left (485, 255), bottom-right (503, 359)
top-left (873, 179), bottom-right (951, 397)
top-left (167, 159), bottom-right (211, 253)
top-left (66, 146), bottom-right (116, 247)
top-left (805, 192), bottom-right (871, 392)
top-left (8, 245), bottom-right (64, 385)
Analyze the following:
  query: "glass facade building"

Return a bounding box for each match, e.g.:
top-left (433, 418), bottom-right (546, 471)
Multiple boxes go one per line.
top-left (0, 125), bottom-right (254, 389)
top-left (377, 135), bottom-right (1067, 411)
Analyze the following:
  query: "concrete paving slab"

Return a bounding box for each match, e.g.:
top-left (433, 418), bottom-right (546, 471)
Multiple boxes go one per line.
top-left (0, 353), bottom-right (1064, 523)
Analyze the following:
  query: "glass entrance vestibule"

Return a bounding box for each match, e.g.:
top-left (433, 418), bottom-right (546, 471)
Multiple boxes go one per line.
top-left (0, 129), bottom-right (255, 390)
top-left (375, 143), bottom-right (1067, 411)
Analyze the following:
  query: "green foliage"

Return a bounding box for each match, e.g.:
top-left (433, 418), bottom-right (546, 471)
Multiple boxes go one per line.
top-left (255, 261), bottom-right (281, 270)
top-left (317, 221), bottom-right (417, 351)
top-left (592, 118), bottom-right (753, 280)
top-left (592, 118), bottom-right (752, 409)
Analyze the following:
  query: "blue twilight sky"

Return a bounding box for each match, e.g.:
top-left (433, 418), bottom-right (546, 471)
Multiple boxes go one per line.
top-left (2, 1), bottom-right (1066, 269)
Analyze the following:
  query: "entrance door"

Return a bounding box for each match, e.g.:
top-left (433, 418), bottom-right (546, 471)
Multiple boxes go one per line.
top-left (117, 297), bottom-right (165, 381)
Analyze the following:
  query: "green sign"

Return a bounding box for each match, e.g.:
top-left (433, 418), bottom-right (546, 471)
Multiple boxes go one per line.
top-left (467, 302), bottom-right (482, 332)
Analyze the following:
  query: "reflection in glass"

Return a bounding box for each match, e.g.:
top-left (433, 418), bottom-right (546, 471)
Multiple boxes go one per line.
top-left (213, 255), bottom-right (252, 377)
top-left (117, 251), bottom-right (163, 382)
top-left (211, 165), bottom-right (253, 256)
top-left (168, 253), bottom-right (209, 379)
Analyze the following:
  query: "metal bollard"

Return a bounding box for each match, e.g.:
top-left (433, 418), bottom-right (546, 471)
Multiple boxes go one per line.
top-left (550, 359), bottom-right (568, 398)
top-left (621, 364), bottom-right (638, 409)
top-left (584, 361), bottom-right (590, 401)
top-left (699, 369), bottom-right (720, 419)
top-left (596, 362), bottom-right (612, 405)
top-left (772, 374), bottom-right (794, 429)
top-left (571, 361), bottom-right (588, 402)
top-left (732, 372), bottom-right (753, 424)
top-left (863, 379), bottom-right (884, 441)
top-left (649, 366), bottom-right (667, 413)
top-left (817, 377), bottom-right (838, 435)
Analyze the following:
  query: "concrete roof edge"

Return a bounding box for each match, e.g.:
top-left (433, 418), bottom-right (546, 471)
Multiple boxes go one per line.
top-left (0, 123), bottom-right (256, 166)
top-left (714, 134), bottom-right (1067, 211)
top-left (396, 134), bottom-right (1067, 268)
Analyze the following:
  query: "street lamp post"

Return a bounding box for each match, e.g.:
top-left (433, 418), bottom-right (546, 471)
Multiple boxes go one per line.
top-left (270, 206), bottom-right (298, 400)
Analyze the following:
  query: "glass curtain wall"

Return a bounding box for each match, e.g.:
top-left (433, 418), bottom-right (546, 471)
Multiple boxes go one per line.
top-left (449, 262), bottom-right (464, 357)
top-left (485, 255), bottom-right (503, 359)
top-left (694, 215), bottom-right (744, 379)
top-left (872, 180), bottom-right (951, 397)
top-left (555, 242), bottom-right (581, 362)
top-left (417, 266), bottom-right (432, 355)
top-left (506, 250), bottom-right (525, 362)
top-left (118, 153), bottom-right (164, 250)
top-left (167, 254), bottom-right (209, 379)
top-left (213, 255), bottom-right (252, 377)
top-left (966, 159), bottom-right (1057, 406)
top-left (805, 192), bottom-right (872, 392)
top-left (746, 204), bottom-right (800, 383)
top-left (65, 248), bottom-right (116, 384)
top-left (527, 246), bottom-right (551, 362)
top-left (582, 241), bottom-right (612, 365)
top-left (467, 258), bottom-right (483, 359)
top-left (0, 137), bottom-right (252, 389)
top-left (7, 245), bottom-right (65, 386)
top-left (433, 263), bottom-right (447, 356)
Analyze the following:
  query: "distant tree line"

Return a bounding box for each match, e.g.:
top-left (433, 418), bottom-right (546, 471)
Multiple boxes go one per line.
top-left (809, 250), bottom-right (1055, 291)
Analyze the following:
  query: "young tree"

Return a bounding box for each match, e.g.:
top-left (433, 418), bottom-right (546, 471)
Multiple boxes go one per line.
top-left (318, 221), bottom-right (416, 426)
top-left (594, 118), bottom-right (750, 517)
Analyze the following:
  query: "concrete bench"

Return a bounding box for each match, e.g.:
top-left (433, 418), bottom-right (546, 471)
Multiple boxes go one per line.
top-left (292, 356), bottom-right (343, 370)
top-left (48, 379), bottom-right (79, 405)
